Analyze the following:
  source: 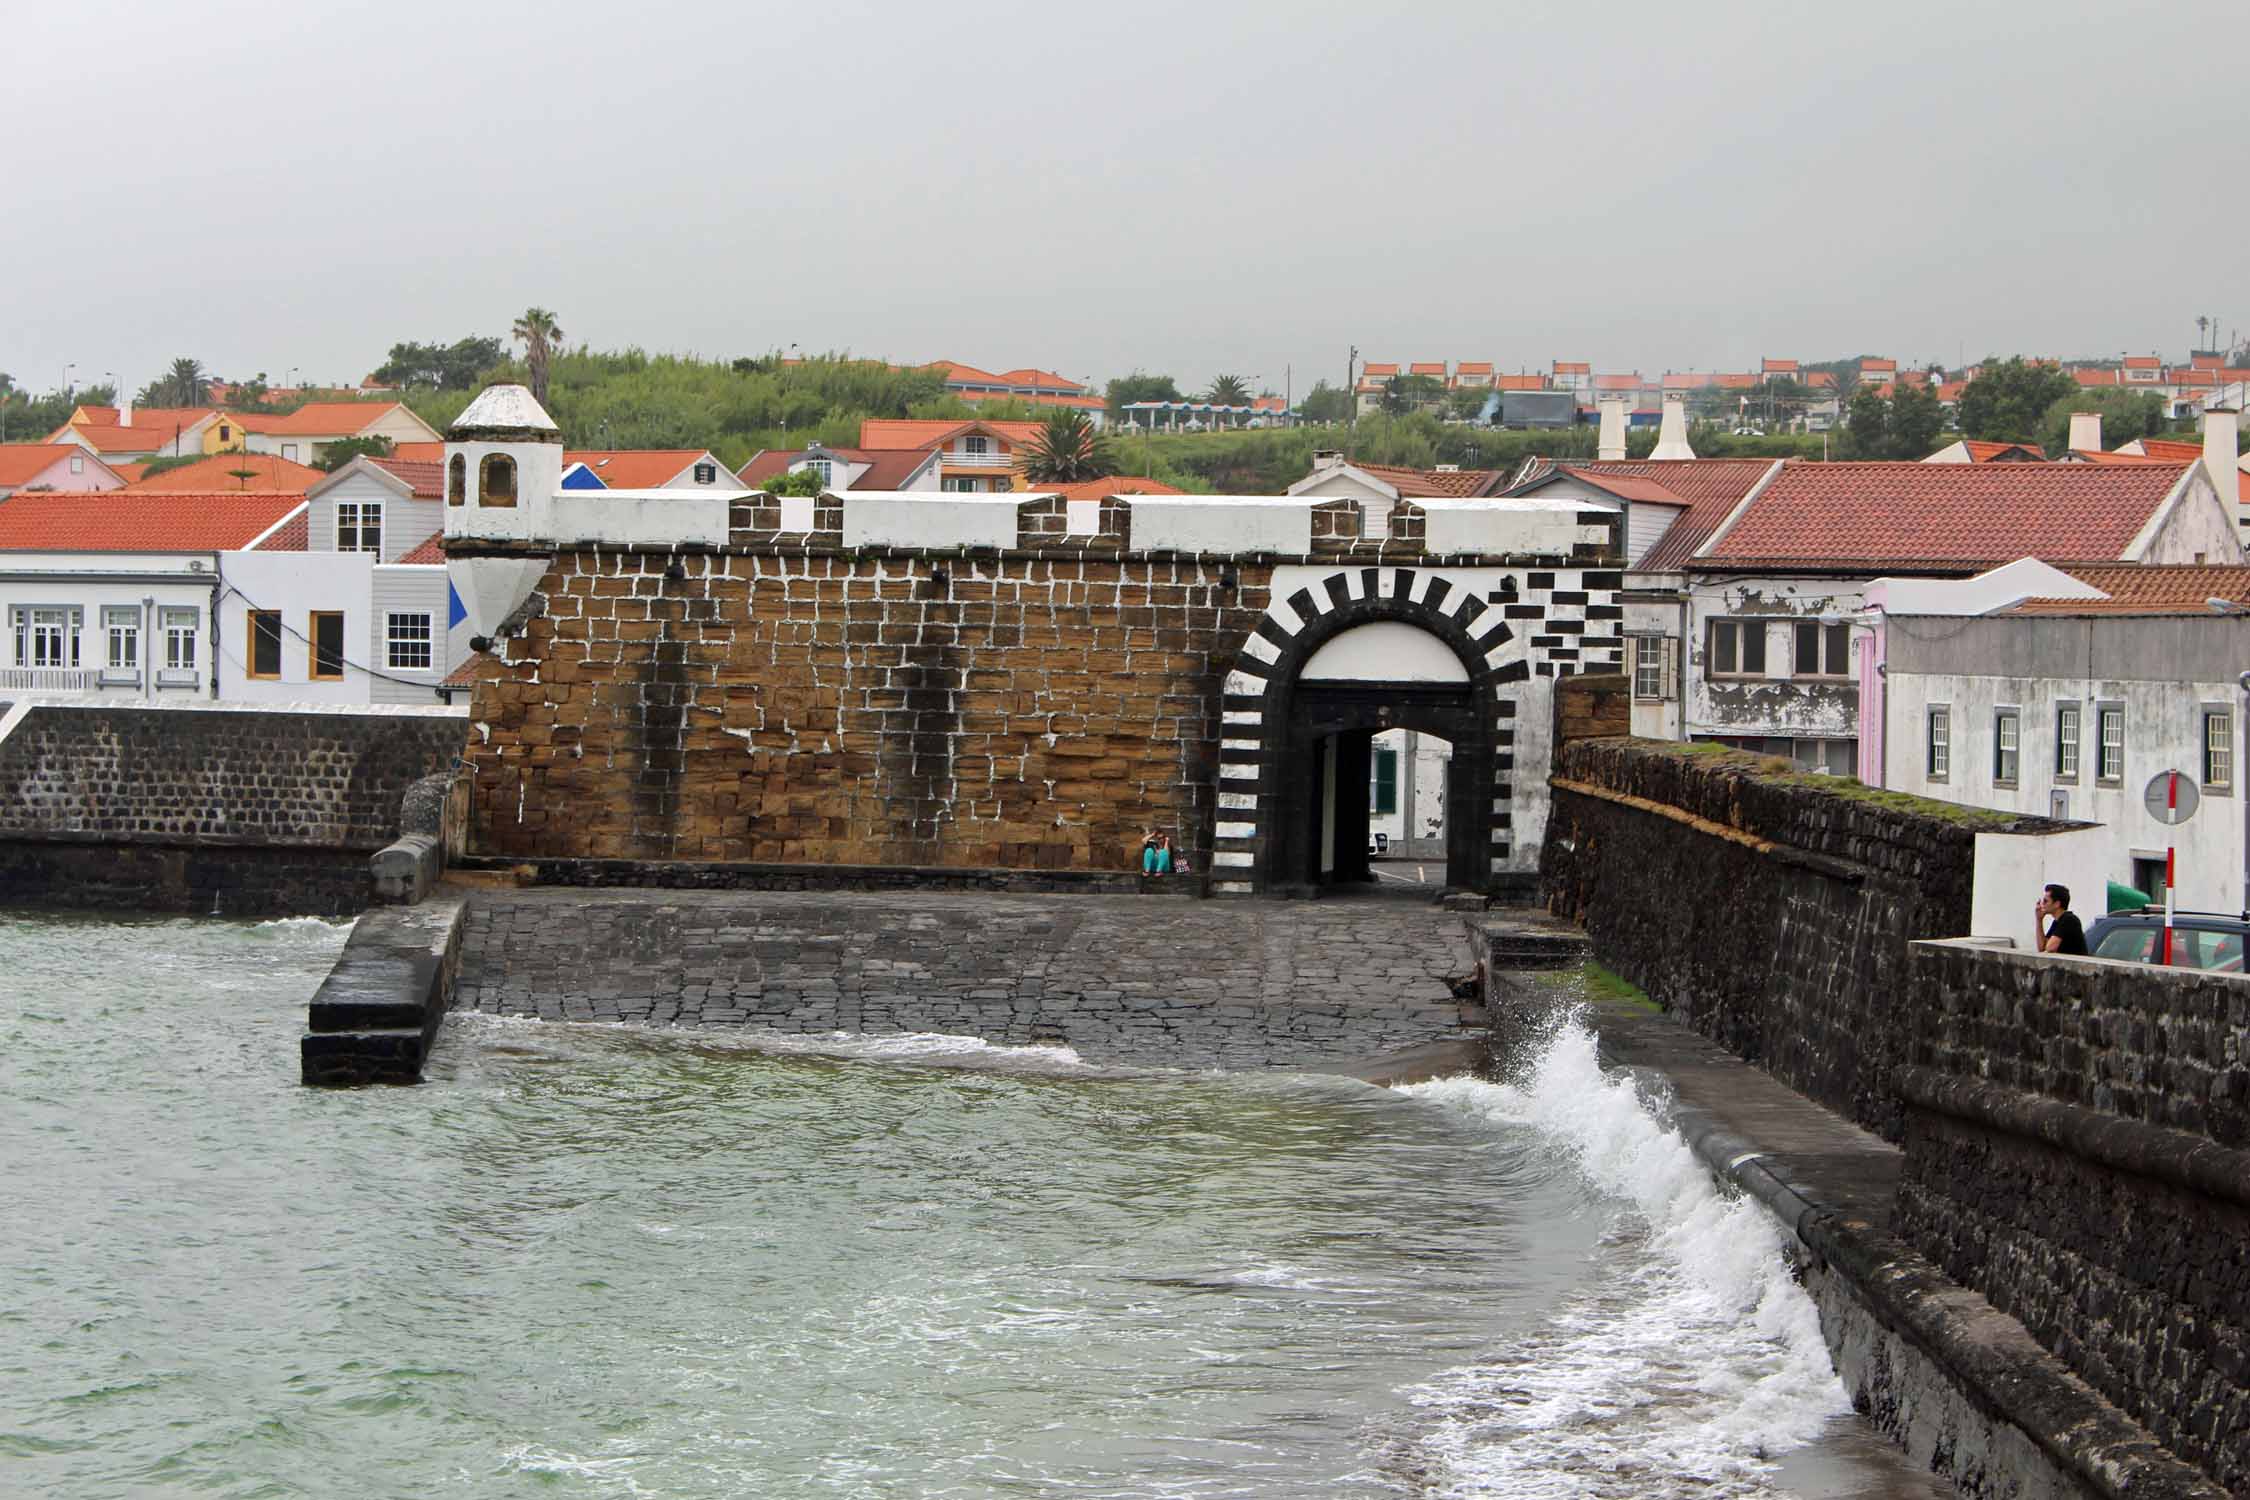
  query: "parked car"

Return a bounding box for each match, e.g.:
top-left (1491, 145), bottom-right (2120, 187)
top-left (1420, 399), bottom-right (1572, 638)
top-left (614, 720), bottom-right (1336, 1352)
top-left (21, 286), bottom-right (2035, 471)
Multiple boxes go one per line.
top-left (2082, 907), bottom-right (2249, 972)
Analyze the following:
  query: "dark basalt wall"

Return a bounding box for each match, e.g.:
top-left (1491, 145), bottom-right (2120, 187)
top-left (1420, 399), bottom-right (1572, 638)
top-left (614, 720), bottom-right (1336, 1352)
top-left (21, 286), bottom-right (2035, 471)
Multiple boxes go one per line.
top-left (1541, 738), bottom-right (1986, 1138)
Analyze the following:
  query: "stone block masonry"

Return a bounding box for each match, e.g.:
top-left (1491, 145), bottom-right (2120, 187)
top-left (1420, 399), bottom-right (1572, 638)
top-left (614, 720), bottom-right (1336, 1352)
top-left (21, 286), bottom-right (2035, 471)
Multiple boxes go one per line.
top-left (0, 701), bottom-right (468, 915)
top-left (454, 888), bottom-right (1481, 1069)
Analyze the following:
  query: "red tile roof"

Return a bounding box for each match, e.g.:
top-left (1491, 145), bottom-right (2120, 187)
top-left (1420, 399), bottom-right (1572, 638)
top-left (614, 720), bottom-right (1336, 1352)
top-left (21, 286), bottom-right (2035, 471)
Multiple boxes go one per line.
top-left (1036, 477), bottom-right (1186, 499)
top-left (2005, 564), bottom-right (2250, 614)
top-left (230, 401), bottom-right (411, 436)
top-left (1349, 461), bottom-right (1504, 498)
top-left (1701, 461), bottom-right (2194, 570)
top-left (251, 510), bottom-right (309, 552)
top-left (442, 651), bottom-right (492, 689)
top-left (1762, 358), bottom-right (1799, 373)
top-left (2123, 356), bottom-right (2162, 370)
top-left (563, 450), bottom-right (712, 488)
top-left (1543, 459), bottom-right (1778, 571)
top-left (738, 446), bottom-right (936, 490)
top-left (369, 457), bottom-right (445, 499)
top-left (66, 405), bottom-right (215, 432)
top-left (1552, 361), bottom-right (1590, 375)
top-left (1558, 470), bottom-right (1687, 505)
top-left (1962, 440), bottom-right (2047, 462)
top-left (0, 491), bottom-right (307, 552)
top-left (858, 418), bottom-right (1046, 451)
top-left (1361, 362), bottom-right (1399, 378)
top-left (397, 533), bottom-right (446, 564)
top-left (389, 441), bottom-right (444, 462)
top-left (2133, 438), bottom-right (2212, 462)
top-left (956, 389), bottom-right (1106, 411)
top-left (1860, 358), bottom-right (1897, 373)
top-left (1495, 374), bottom-right (1546, 391)
top-left (108, 462), bottom-right (150, 483)
top-left (1805, 371), bottom-right (1838, 388)
top-left (0, 444), bottom-right (91, 487)
top-left (1591, 373), bottom-right (1641, 391)
top-left (126, 452), bottom-right (326, 493)
top-left (1408, 362), bottom-right (1447, 377)
top-left (2073, 367), bottom-right (2120, 388)
top-left (1455, 361), bottom-right (1494, 376)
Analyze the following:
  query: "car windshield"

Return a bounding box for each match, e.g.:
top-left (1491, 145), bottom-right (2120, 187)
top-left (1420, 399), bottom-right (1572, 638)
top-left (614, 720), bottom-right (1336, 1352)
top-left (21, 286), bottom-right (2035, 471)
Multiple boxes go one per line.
top-left (2093, 923), bottom-right (2245, 972)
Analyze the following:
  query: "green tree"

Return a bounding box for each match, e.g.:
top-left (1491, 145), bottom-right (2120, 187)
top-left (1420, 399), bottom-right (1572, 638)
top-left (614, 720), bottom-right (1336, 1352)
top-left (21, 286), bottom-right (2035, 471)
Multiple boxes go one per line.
top-left (1955, 357), bottom-right (2076, 443)
top-left (1105, 372), bottom-right (1181, 416)
top-left (1888, 380), bottom-right (1944, 458)
top-left (1444, 387), bottom-right (1491, 421)
top-left (2038, 388), bottom-right (2168, 456)
top-left (1379, 374), bottom-right (1445, 415)
top-left (1204, 374), bottom-right (1252, 407)
top-left (1298, 381), bottom-right (1352, 424)
top-left (139, 357), bottom-right (208, 407)
top-left (316, 435), bottom-right (397, 471)
top-left (371, 337), bottom-right (504, 390)
top-left (1021, 410), bottom-right (1120, 483)
top-left (1844, 388), bottom-right (1890, 457)
top-left (756, 467), bottom-right (827, 497)
top-left (512, 308), bottom-right (564, 405)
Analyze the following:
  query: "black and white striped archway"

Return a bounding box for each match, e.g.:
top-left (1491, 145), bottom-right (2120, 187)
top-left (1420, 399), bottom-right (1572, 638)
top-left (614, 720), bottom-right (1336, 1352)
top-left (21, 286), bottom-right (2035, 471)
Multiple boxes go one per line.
top-left (1209, 565), bottom-right (1531, 894)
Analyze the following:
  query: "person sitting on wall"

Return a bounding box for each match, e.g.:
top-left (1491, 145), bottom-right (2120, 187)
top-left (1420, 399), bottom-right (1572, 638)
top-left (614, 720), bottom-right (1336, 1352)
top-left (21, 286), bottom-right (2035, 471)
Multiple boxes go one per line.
top-left (1141, 831), bottom-right (1173, 877)
top-left (2034, 883), bottom-right (2088, 955)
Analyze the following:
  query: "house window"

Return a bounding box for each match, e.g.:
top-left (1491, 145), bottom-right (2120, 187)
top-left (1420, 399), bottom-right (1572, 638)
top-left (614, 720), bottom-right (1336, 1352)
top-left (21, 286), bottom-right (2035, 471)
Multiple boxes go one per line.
top-left (1927, 706), bottom-right (1950, 781)
top-left (218, 424), bottom-right (231, 443)
top-left (447, 454), bottom-right (466, 506)
top-left (103, 606), bottom-right (139, 674)
top-left (18, 606), bottom-right (80, 668)
top-left (964, 435), bottom-right (989, 456)
top-left (162, 608), bottom-right (199, 673)
top-left (1371, 746), bottom-right (1398, 815)
top-left (1792, 621), bottom-right (1851, 678)
top-left (69, 454), bottom-right (85, 474)
top-left (2096, 704), bottom-right (2125, 782)
top-left (479, 453), bottom-right (517, 507)
top-left (336, 501), bottom-right (382, 554)
top-left (1707, 618), bottom-right (1767, 678)
top-left (693, 462), bottom-right (717, 484)
top-left (1993, 709), bottom-right (2020, 786)
top-left (311, 612), bottom-right (346, 681)
top-left (386, 612), bottom-right (433, 671)
top-left (248, 610), bottom-right (283, 679)
top-left (805, 459), bottom-right (833, 486)
top-left (2203, 708), bottom-right (2233, 791)
top-left (942, 477), bottom-right (978, 493)
top-left (2056, 702), bottom-right (2080, 780)
top-left (1633, 637), bottom-right (1663, 699)
top-left (281, 443), bottom-right (298, 462)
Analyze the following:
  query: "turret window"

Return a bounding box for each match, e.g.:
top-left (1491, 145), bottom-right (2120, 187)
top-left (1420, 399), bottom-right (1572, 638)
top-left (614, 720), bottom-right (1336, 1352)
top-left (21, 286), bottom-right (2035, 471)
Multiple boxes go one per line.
top-left (480, 453), bottom-right (517, 508)
top-left (447, 454), bottom-right (466, 506)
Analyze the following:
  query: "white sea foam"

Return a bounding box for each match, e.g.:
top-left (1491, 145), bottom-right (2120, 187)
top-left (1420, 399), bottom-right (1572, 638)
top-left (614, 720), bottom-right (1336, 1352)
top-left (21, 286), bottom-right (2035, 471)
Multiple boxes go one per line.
top-left (250, 915), bottom-right (355, 941)
top-left (1392, 1018), bottom-right (1850, 1499)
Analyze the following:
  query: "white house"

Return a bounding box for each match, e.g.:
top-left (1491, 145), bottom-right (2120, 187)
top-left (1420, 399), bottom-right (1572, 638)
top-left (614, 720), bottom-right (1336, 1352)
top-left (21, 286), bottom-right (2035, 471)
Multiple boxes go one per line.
top-left (562, 449), bottom-right (747, 491)
top-left (1874, 593), bottom-right (2250, 918)
top-left (1600, 458), bottom-right (2241, 770)
top-left (736, 442), bottom-right (940, 493)
top-left (234, 401), bottom-right (442, 465)
top-left (1286, 453), bottom-right (1504, 540)
top-left (46, 403), bottom-right (219, 462)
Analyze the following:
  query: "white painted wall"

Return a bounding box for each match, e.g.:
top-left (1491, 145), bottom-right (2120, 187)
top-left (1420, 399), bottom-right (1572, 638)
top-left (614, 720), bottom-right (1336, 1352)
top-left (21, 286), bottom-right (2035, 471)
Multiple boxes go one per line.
top-left (1970, 824), bottom-right (2119, 944)
top-left (844, 494), bottom-right (1018, 551)
top-left (1131, 497), bottom-right (1314, 554)
top-left (1419, 496), bottom-right (1596, 557)
top-left (217, 551), bottom-right (375, 703)
top-left (1368, 727), bottom-right (1451, 854)
top-left (309, 469), bottom-right (443, 562)
top-left (1303, 621), bottom-right (1470, 682)
top-left (0, 557), bottom-right (217, 698)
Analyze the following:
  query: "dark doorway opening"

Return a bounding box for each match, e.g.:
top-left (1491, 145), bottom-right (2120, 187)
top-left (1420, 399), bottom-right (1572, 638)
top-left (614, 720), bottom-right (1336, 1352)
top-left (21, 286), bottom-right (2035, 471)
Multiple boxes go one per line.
top-left (1271, 681), bottom-right (1491, 894)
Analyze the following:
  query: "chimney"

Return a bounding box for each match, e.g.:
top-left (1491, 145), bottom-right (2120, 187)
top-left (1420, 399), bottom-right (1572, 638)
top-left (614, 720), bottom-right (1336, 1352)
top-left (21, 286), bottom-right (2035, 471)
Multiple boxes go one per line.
top-left (1652, 394), bottom-right (1696, 460)
top-left (2203, 407), bottom-right (2239, 529)
top-left (1596, 398), bottom-right (1627, 461)
top-left (2068, 409), bottom-right (2102, 453)
top-left (121, 396), bottom-right (134, 428)
top-left (1312, 449), bottom-right (1344, 472)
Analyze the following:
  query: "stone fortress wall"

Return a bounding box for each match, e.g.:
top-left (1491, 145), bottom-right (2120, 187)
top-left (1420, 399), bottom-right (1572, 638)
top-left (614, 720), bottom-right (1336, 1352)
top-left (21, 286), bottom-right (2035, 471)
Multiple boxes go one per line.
top-left (454, 482), bottom-right (1624, 895)
top-left (1545, 737), bottom-right (2250, 1493)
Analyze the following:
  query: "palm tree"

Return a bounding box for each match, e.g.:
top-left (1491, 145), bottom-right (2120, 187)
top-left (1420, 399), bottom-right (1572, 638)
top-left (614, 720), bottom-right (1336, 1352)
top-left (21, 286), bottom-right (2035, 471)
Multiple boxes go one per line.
top-left (1020, 411), bottom-right (1119, 483)
top-left (1204, 374), bottom-right (1252, 407)
top-left (156, 357), bottom-right (207, 406)
top-left (512, 307), bottom-right (564, 405)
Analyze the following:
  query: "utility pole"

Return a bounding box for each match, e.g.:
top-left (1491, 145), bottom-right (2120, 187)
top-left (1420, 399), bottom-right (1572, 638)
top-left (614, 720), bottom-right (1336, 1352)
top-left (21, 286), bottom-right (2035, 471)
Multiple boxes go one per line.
top-left (1346, 345), bottom-right (1358, 456)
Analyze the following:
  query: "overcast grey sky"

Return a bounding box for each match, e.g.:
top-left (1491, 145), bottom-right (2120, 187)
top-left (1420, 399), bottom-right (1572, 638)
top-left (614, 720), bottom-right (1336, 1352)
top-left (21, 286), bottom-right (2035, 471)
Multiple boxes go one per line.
top-left (10, 0), bottom-right (2247, 400)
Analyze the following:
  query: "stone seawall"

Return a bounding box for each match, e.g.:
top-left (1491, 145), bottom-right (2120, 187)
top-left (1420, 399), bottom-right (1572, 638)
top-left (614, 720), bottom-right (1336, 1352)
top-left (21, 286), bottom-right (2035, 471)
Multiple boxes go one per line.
top-left (0, 701), bottom-right (467, 914)
top-left (1895, 941), bottom-right (2250, 1493)
top-left (1541, 738), bottom-right (1994, 1138)
top-left (454, 888), bottom-right (1480, 1069)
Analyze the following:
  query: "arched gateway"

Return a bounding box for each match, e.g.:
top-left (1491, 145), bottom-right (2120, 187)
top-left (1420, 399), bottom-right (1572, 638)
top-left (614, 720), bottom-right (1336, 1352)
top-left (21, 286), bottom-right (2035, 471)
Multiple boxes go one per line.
top-left (1210, 564), bottom-right (1538, 896)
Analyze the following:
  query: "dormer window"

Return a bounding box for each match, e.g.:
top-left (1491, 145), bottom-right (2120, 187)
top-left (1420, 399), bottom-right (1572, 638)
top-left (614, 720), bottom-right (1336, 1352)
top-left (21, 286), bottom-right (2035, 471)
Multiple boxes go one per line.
top-left (447, 454), bottom-right (466, 506)
top-left (480, 453), bottom-right (517, 508)
top-left (693, 462), bottom-right (717, 485)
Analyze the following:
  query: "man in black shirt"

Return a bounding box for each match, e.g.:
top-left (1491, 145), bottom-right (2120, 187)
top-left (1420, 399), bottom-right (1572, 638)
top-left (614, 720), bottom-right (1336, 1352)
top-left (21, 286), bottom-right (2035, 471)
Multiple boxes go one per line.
top-left (2035, 883), bottom-right (2089, 955)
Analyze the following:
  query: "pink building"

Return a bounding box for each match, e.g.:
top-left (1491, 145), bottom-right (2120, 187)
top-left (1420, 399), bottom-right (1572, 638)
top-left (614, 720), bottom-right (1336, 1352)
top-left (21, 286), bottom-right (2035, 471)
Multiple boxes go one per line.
top-left (0, 443), bottom-right (128, 498)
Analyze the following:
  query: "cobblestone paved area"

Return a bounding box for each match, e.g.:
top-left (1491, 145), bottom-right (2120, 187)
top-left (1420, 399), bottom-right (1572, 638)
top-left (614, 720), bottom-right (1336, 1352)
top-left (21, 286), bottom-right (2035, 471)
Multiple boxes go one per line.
top-left (455, 888), bottom-right (1479, 1068)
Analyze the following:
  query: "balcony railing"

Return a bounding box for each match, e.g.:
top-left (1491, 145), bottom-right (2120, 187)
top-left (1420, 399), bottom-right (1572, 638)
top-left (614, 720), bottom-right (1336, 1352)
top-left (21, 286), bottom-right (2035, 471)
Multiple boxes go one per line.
top-left (0, 667), bottom-right (101, 693)
top-left (942, 450), bottom-right (1013, 468)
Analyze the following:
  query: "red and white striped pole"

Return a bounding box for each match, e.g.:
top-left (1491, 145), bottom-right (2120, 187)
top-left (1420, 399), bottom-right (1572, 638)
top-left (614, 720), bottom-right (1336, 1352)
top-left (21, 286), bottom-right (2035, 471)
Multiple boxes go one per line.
top-left (2163, 769), bottom-right (2179, 966)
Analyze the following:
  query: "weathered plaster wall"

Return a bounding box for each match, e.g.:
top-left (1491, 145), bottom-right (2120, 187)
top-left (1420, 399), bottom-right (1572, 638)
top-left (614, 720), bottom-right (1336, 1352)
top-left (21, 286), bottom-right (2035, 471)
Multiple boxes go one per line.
top-left (1684, 575), bottom-right (1867, 746)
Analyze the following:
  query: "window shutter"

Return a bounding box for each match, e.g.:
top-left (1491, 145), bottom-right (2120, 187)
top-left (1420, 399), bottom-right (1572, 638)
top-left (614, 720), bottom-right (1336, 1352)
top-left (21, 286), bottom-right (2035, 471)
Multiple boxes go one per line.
top-left (1660, 637), bottom-right (1679, 700)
